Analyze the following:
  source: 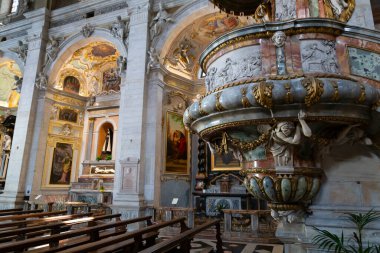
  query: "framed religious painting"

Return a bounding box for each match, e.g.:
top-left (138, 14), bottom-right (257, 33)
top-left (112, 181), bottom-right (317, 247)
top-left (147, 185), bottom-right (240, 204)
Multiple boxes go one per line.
top-left (49, 142), bottom-right (73, 185)
top-left (165, 111), bottom-right (190, 174)
top-left (59, 108), bottom-right (78, 123)
top-left (63, 76), bottom-right (80, 94)
top-left (207, 145), bottom-right (241, 171)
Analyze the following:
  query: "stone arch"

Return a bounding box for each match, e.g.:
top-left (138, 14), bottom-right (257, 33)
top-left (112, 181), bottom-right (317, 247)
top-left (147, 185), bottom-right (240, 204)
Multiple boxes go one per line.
top-left (0, 51), bottom-right (25, 73)
top-left (47, 28), bottom-right (127, 88)
top-left (153, 0), bottom-right (214, 59)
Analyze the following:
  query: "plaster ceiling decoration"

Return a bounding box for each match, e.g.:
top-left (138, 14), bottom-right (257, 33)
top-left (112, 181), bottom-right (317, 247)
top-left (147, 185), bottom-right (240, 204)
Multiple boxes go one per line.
top-left (55, 42), bottom-right (119, 97)
top-left (0, 60), bottom-right (22, 108)
top-left (164, 13), bottom-right (253, 80)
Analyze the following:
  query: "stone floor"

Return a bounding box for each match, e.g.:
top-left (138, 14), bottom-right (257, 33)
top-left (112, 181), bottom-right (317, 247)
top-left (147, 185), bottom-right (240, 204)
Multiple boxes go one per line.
top-left (190, 239), bottom-right (283, 253)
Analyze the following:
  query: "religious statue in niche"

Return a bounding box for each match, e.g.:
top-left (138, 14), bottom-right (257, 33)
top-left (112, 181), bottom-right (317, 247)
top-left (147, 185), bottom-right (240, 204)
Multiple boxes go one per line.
top-left (102, 69), bottom-right (120, 92)
top-left (266, 111), bottom-right (312, 167)
top-left (59, 108), bottom-right (78, 123)
top-left (63, 76), bottom-right (80, 94)
top-left (101, 128), bottom-right (113, 158)
top-left (50, 143), bottom-right (73, 184)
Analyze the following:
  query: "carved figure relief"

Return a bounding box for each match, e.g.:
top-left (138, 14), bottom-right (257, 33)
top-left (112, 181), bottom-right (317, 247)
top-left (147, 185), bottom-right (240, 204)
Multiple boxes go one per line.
top-left (110, 16), bottom-right (128, 40)
top-left (102, 69), bottom-right (120, 92)
top-left (166, 39), bottom-right (195, 73)
top-left (11, 41), bottom-right (28, 63)
top-left (275, 0), bottom-right (296, 21)
top-left (301, 40), bottom-right (339, 73)
top-left (116, 56), bottom-right (126, 76)
top-left (61, 124), bottom-right (72, 136)
top-left (267, 111), bottom-right (312, 167)
top-left (150, 2), bottom-right (174, 40)
top-left (2, 134), bottom-right (12, 151)
top-left (12, 76), bottom-right (23, 93)
top-left (323, 0), bottom-right (355, 22)
top-left (46, 36), bottom-right (61, 63)
top-left (254, 2), bottom-right (272, 23)
top-left (81, 23), bottom-right (95, 38)
top-left (146, 47), bottom-right (160, 74)
top-left (205, 53), bottom-right (262, 91)
top-left (35, 72), bottom-right (48, 90)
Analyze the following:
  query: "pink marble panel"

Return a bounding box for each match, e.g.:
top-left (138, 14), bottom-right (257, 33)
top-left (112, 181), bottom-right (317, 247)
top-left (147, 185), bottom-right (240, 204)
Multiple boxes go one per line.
top-left (296, 0), bottom-right (310, 19)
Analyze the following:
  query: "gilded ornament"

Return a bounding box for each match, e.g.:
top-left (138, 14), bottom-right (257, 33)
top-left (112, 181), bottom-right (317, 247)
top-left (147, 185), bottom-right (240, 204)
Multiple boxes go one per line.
top-left (356, 83), bottom-right (366, 104)
top-left (198, 100), bottom-right (208, 116)
top-left (240, 86), bottom-right (251, 108)
top-left (252, 81), bottom-right (273, 109)
top-left (330, 80), bottom-right (340, 102)
top-left (215, 92), bottom-right (225, 111)
top-left (230, 132), bottom-right (271, 152)
top-left (301, 77), bottom-right (324, 107)
top-left (323, 0), bottom-right (355, 22)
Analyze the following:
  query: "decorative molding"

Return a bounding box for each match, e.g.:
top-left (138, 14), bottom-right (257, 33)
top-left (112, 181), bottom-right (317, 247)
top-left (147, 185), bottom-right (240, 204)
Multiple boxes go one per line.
top-left (252, 81), bottom-right (273, 109)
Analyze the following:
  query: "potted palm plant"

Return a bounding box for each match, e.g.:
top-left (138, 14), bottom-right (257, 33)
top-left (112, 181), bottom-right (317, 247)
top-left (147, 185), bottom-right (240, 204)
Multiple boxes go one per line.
top-left (312, 209), bottom-right (380, 253)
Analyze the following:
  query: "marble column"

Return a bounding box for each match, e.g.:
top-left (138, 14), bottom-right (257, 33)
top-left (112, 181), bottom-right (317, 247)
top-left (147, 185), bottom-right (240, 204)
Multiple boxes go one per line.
top-left (0, 9), bottom-right (49, 208)
top-left (28, 93), bottom-right (52, 198)
top-left (146, 68), bottom-right (165, 207)
top-left (112, 2), bottom-right (150, 216)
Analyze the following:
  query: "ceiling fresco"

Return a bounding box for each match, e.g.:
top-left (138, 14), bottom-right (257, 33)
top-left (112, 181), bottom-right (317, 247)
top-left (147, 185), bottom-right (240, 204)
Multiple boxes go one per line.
top-left (164, 13), bottom-right (253, 80)
top-left (0, 60), bottom-right (22, 108)
top-left (54, 41), bottom-right (119, 96)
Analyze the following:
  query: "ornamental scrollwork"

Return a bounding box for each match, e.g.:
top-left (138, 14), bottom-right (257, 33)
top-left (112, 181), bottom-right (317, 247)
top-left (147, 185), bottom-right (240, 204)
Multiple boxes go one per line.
top-left (252, 81), bottom-right (273, 109)
top-left (301, 77), bottom-right (324, 107)
top-left (323, 0), bottom-right (355, 22)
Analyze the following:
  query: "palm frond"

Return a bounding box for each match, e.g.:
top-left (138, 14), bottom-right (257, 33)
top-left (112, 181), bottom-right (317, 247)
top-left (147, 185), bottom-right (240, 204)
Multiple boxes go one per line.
top-left (312, 227), bottom-right (348, 253)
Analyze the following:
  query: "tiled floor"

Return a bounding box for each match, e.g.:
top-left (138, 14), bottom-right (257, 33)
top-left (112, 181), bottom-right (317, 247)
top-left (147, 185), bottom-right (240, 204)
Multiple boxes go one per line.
top-left (190, 239), bottom-right (283, 253)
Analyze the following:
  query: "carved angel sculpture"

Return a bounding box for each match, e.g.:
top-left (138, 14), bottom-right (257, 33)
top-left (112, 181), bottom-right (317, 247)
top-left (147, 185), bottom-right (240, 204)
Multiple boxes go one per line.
top-left (149, 2), bottom-right (173, 40)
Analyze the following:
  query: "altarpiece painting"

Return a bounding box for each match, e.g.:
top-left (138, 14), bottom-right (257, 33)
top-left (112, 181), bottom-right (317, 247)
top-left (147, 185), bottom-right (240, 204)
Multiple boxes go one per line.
top-left (50, 142), bottom-right (73, 185)
top-left (165, 111), bottom-right (189, 174)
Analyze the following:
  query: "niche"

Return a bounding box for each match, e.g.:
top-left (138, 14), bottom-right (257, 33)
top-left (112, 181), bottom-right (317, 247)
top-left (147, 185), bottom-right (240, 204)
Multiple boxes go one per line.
top-left (97, 123), bottom-right (113, 160)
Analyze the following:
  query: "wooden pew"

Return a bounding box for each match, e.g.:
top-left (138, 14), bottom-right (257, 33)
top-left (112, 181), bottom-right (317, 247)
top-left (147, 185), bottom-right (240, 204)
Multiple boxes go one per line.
top-left (0, 213), bottom-right (94, 242)
top-left (0, 210), bottom-right (67, 223)
top-left (0, 216), bottom-right (152, 252)
top-left (140, 219), bottom-right (223, 253)
top-left (0, 213), bottom-right (121, 243)
top-left (57, 217), bottom-right (188, 253)
top-left (0, 209), bottom-right (43, 217)
top-left (0, 208), bottom-right (23, 213)
top-left (0, 212), bottom-right (92, 230)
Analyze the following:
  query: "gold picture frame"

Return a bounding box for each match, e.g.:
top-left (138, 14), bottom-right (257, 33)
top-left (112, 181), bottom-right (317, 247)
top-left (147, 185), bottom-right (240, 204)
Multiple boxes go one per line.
top-left (164, 111), bottom-right (190, 175)
top-left (210, 150), bottom-right (241, 171)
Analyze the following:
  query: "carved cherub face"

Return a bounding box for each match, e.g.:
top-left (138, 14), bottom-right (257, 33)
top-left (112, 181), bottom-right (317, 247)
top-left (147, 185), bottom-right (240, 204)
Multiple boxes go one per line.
top-left (272, 31), bottom-right (286, 48)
